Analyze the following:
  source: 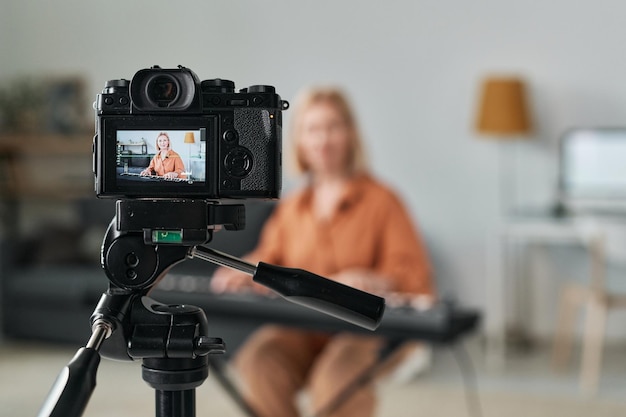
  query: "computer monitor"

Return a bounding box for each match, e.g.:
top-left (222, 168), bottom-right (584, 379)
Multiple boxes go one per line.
top-left (559, 128), bottom-right (626, 211)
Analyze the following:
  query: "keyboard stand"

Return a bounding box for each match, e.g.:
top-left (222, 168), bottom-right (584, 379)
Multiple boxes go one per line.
top-left (208, 338), bottom-right (406, 417)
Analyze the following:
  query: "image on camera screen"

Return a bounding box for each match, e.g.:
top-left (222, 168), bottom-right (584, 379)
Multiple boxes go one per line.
top-left (116, 129), bottom-right (205, 184)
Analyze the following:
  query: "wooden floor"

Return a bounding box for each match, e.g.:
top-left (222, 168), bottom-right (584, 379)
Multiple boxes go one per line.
top-left (1, 337), bottom-right (625, 417)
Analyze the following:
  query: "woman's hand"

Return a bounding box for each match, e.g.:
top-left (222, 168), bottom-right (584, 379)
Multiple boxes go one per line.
top-left (210, 267), bottom-right (251, 293)
top-left (163, 172), bottom-right (178, 179)
top-left (330, 268), bottom-right (391, 295)
top-left (331, 269), bottom-right (436, 308)
top-left (210, 265), bottom-right (274, 295)
top-left (140, 169), bottom-right (151, 176)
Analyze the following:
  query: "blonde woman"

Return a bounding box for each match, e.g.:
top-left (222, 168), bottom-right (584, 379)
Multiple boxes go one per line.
top-left (211, 87), bottom-right (434, 417)
top-left (140, 132), bottom-right (186, 179)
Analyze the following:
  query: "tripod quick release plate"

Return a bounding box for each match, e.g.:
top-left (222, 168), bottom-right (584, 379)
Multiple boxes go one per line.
top-left (116, 200), bottom-right (246, 246)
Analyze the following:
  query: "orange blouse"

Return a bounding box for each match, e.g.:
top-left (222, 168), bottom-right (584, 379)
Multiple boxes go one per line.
top-left (249, 175), bottom-right (434, 295)
top-left (147, 150), bottom-right (186, 178)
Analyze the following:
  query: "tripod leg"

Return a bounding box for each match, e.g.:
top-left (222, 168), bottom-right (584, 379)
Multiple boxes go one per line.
top-left (37, 321), bottom-right (112, 417)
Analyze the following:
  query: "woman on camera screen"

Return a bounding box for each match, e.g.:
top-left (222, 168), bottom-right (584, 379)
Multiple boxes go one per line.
top-left (211, 87), bottom-right (435, 417)
top-left (140, 132), bottom-right (186, 179)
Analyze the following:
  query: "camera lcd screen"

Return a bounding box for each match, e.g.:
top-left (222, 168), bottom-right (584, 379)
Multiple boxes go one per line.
top-left (97, 115), bottom-right (218, 198)
top-left (116, 129), bottom-right (206, 185)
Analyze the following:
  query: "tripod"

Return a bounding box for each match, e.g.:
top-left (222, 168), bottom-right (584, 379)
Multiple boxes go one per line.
top-left (37, 199), bottom-right (385, 417)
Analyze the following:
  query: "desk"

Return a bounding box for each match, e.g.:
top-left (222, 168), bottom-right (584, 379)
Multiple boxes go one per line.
top-left (485, 214), bottom-right (605, 365)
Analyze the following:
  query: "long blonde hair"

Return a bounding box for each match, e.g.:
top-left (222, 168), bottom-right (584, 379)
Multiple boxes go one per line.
top-left (289, 87), bottom-right (368, 175)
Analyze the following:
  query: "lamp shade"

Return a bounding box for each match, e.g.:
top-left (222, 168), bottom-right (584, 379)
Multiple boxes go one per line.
top-left (475, 77), bottom-right (532, 138)
top-left (184, 132), bottom-right (196, 144)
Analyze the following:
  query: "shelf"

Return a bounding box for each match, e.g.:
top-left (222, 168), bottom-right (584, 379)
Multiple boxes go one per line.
top-left (118, 141), bottom-right (148, 155)
top-left (0, 134), bottom-right (92, 154)
top-left (0, 133), bottom-right (93, 199)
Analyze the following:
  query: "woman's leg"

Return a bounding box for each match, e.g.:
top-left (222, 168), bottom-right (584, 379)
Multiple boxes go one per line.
top-left (235, 325), bottom-right (328, 417)
top-left (307, 334), bottom-right (383, 417)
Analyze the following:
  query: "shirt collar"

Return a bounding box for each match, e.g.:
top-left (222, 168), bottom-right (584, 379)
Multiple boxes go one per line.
top-left (339, 173), bottom-right (369, 210)
top-left (298, 173), bottom-right (369, 212)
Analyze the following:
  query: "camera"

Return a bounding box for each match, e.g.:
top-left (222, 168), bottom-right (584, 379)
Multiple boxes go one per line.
top-left (93, 65), bottom-right (289, 199)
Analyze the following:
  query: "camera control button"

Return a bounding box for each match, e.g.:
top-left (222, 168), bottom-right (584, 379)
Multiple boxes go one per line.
top-left (252, 96), bottom-right (263, 105)
top-left (228, 99), bottom-right (247, 106)
top-left (225, 147), bottom-right (253, 178)
top-left (119, 96), bottom-right (129, 106)
top-left (104, 97), bottom-right (114, 105)
top-left (248, 85), bottom-right (275, 94)
top-left (223, 130), bottom-right (238, 143)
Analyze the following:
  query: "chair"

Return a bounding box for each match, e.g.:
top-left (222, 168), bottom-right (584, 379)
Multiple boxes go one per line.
top-left (552, 218), bottom-right (626, 394)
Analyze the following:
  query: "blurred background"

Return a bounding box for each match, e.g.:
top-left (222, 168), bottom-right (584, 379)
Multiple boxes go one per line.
top-left (1, 0), bottom-right (626, 416)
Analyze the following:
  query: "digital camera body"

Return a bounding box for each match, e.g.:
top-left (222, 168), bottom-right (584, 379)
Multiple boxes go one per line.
top-left (93, 65), bottom-right (289, 199)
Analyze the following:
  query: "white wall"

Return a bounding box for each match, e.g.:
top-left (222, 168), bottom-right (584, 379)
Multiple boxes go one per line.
top-left (0, 3), bottom-right (10, 65)
top-left (5, 0), bottom-right (626, 338)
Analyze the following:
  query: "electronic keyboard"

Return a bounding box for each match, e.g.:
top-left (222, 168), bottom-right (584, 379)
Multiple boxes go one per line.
top-left (153, 275), bottom-right (480, 343)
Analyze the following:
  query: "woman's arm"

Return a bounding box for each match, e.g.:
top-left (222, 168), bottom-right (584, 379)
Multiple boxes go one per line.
top-left (374, 193), bottom-right (434, 296)
top-left (140, 156), bottom-right (156, 176)
top-left (172, 153), bottom-right (185, 176)
top-left (162, 153), bottom-right (185, 179)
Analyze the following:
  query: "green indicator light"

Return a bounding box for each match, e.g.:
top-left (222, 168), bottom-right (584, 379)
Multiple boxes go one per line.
top-left (152, 230), bottom-right (183, 244)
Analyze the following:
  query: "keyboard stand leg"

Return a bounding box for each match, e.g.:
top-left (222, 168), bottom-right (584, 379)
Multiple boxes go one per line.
top-left (310, 339), bottom-right (404, 417)
top-left (209, 339), bottom-right (405, 417)
top-left (209, 357), bottom-right (262, 417)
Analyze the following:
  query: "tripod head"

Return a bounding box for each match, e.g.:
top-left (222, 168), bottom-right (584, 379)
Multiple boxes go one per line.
top-left (39, 199), bottom-right (386, 417)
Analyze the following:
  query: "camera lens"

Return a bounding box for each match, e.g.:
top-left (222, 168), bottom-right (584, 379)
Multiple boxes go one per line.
top-left (147, 75), bottom-right (179, 106)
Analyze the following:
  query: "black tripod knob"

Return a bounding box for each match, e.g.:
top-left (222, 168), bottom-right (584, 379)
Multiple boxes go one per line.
top-left (195, 337), bottom-right (226, 356)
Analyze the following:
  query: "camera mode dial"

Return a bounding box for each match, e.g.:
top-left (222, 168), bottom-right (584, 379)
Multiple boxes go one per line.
top-left (105, 79), bottom-right (130, 89)
top-left (201, 79), bottom-right (235, 93)
top-left (103, 79), bottom-right (129, 95)
top-left (245, 85), bottom-right (275, 94)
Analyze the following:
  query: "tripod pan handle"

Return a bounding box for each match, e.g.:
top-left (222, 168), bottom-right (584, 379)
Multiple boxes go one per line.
top-left (254, 262), bottom-right (386, 331)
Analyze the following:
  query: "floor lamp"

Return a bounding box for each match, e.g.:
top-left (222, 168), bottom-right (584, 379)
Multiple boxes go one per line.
top-left (476, 76), bottom-right (533, 351)
top-left (475, 76), bottom-right (533, 216)
top-left (184, 131), bottom-right (195, 179)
